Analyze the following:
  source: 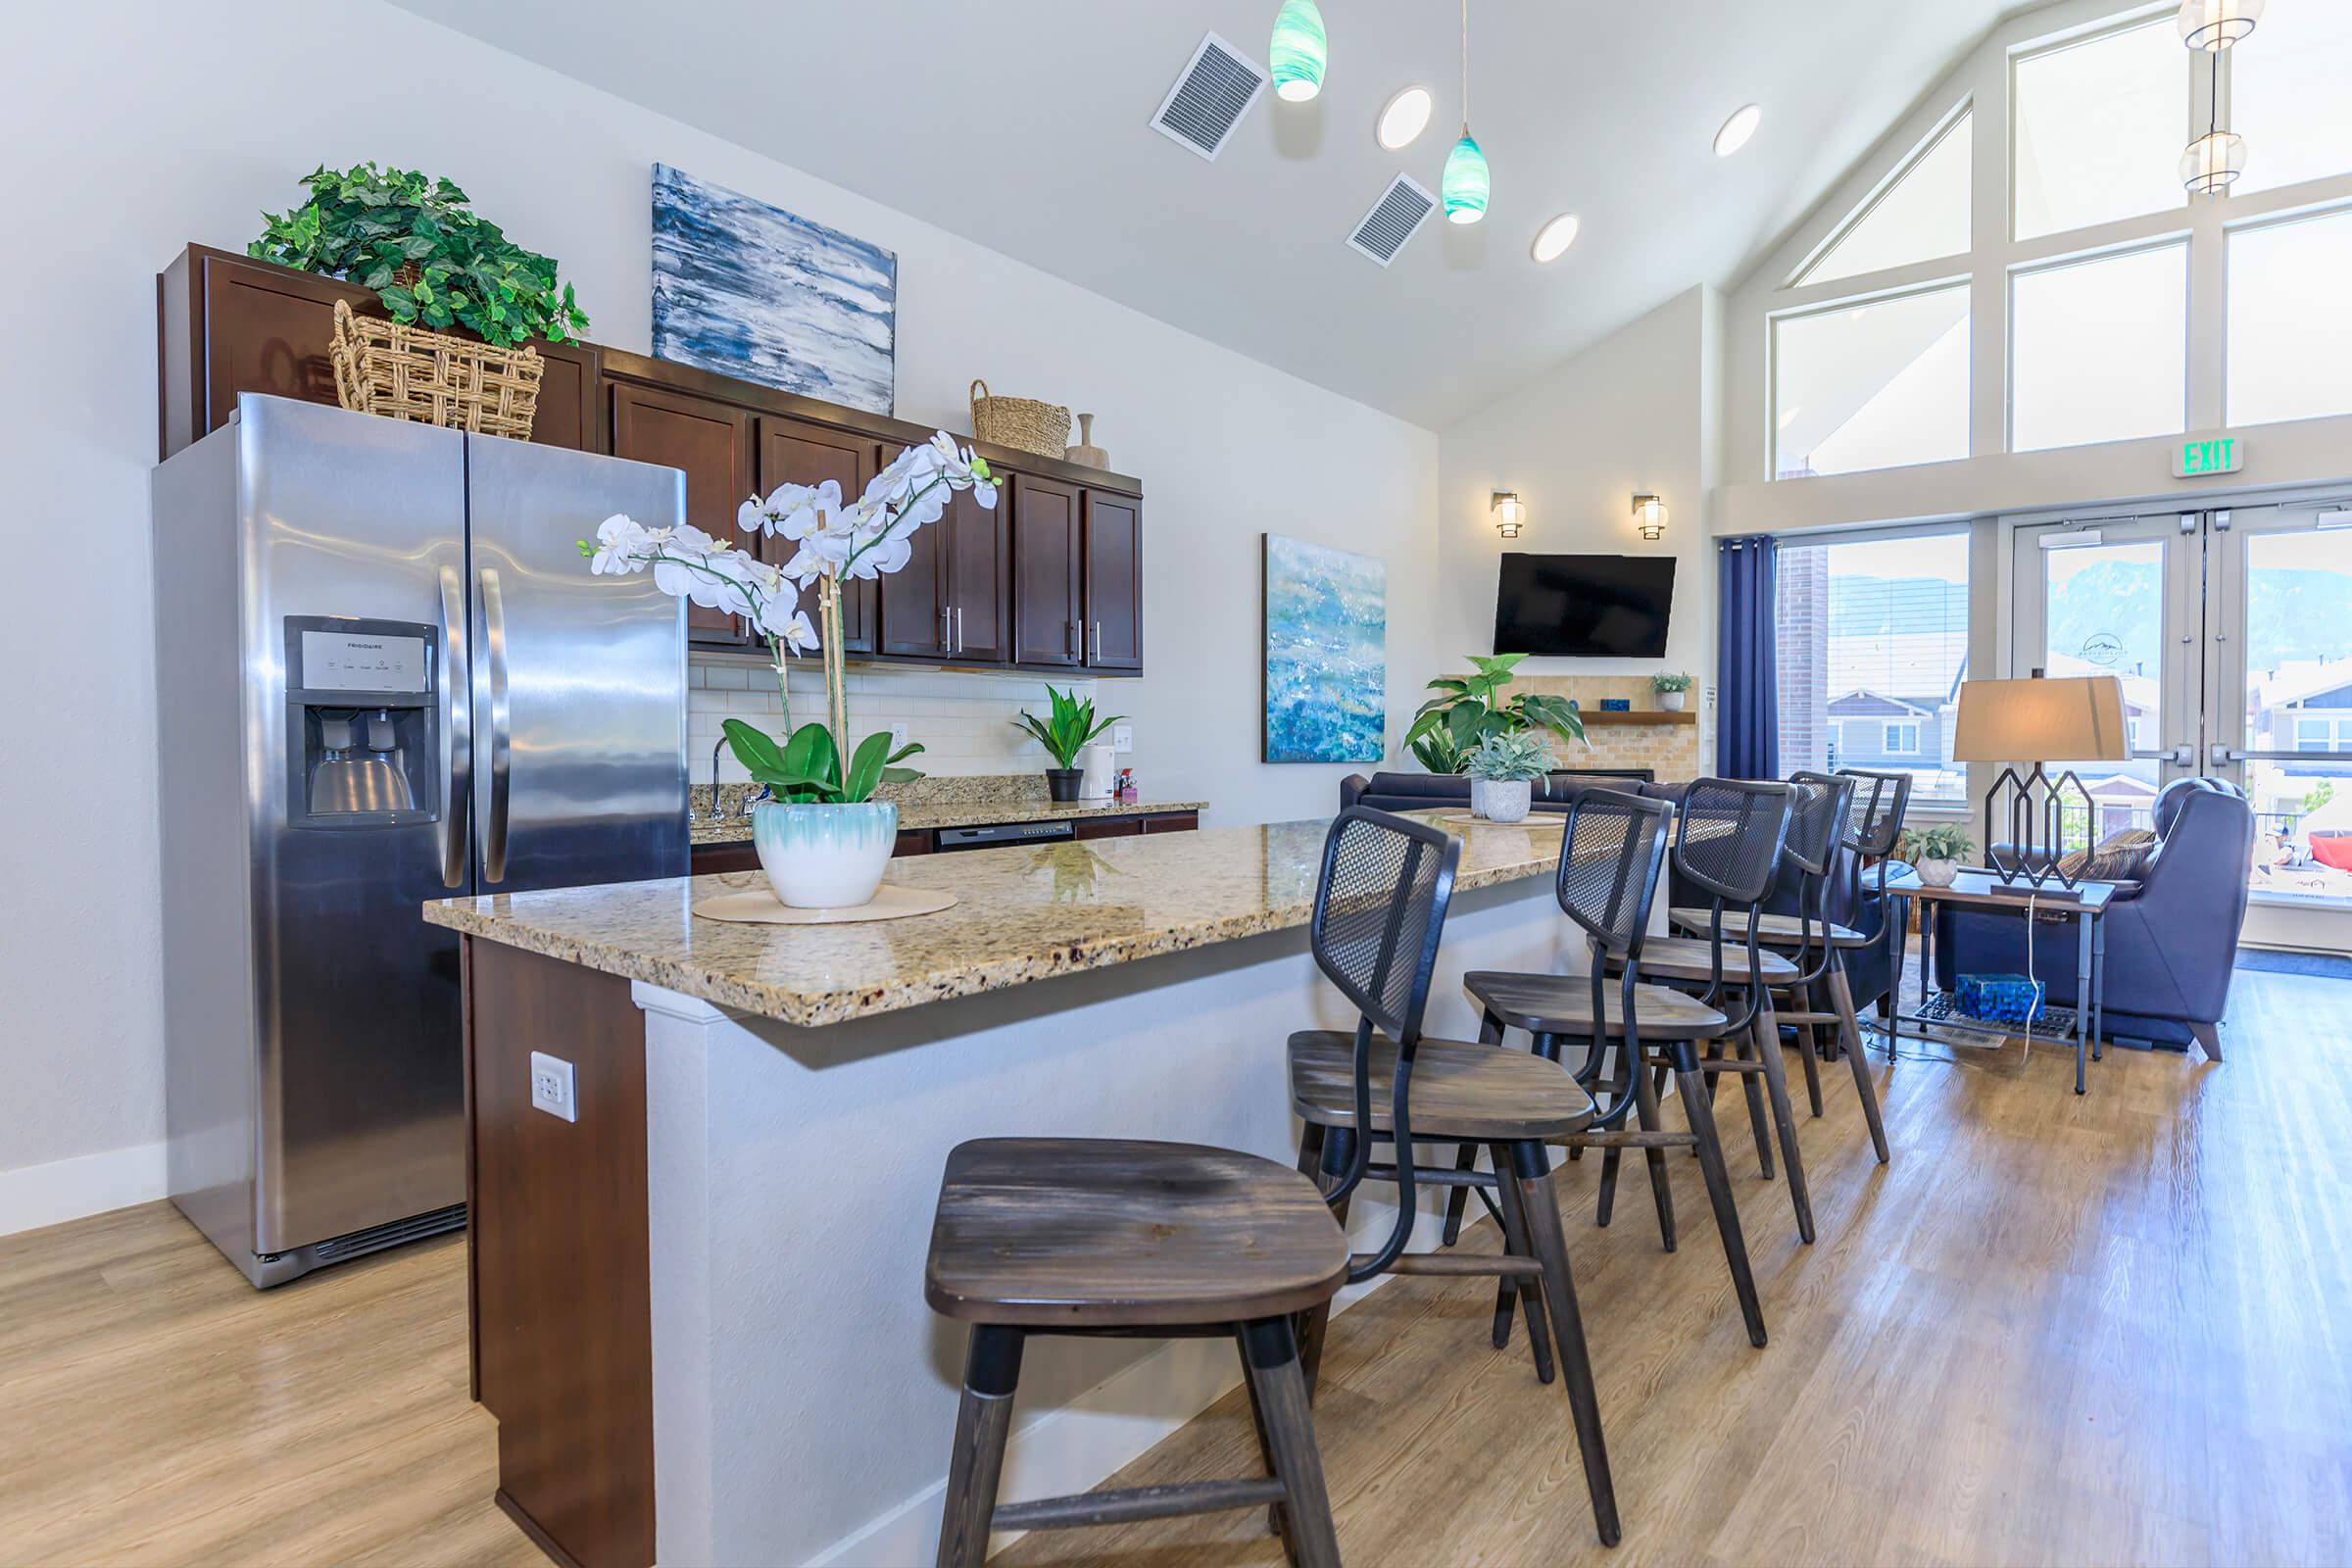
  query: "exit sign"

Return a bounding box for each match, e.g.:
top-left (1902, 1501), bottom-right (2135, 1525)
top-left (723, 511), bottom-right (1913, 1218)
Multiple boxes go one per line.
top-left (2174, 434), bottom-right (2244, 477)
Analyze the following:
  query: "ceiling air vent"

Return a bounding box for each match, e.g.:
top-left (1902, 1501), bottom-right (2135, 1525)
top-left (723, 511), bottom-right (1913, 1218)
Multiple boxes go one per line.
top-left (1152, 32), bottom-right (1267, 162)
top-left (1346, 175), bottom-right (1437, 267)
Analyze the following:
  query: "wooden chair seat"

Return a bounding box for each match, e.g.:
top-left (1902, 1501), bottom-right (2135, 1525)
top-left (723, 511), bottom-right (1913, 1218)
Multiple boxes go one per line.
top-left (1669, 907), bottom-right (1870, 948)
top-left (1609, 936), bottom-right (1798, 985)
top-left (925, 1138), bottom-right (1349, 1329)
top-left (1463, 969), bottom-right (1729, 1042)
top-left (1288, 1034), bottom-right (1597, 1140)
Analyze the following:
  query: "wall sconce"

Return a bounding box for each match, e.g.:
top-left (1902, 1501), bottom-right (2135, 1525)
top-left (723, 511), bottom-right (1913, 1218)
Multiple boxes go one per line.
top-left (1492, 490), bottom-right (1526, 539)
top-left (1632, 492), bottom-right (1667, 541)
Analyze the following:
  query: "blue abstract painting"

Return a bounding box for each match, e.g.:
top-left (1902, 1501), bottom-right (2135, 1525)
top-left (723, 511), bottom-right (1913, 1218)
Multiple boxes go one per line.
top-left (1264, 535), bottom-right (1386, 764)
top-left (651, 164), bottom-right (897, 416)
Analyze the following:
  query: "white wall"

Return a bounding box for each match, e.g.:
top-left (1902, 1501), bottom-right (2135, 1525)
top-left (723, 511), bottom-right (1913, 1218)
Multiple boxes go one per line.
top-left (0, 0), bottom-right (1439, 1226)
top-left (1435, 287), bottom-right (1721, 711)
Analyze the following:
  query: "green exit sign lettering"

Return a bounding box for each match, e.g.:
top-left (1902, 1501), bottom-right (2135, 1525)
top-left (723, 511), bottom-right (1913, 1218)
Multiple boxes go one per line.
top-left (2174, 434), bottom-right (2244, 478)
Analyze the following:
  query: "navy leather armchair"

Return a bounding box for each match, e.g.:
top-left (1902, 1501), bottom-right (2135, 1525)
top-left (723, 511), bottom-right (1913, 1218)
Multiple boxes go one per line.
top-left (1929, 777), bottom-right (2252, 1055)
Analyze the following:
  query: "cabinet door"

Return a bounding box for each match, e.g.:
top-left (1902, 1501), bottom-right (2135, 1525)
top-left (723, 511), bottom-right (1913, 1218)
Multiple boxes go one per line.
top-left (879, 508), bottom-right (950, 659)
top-left (530, 340), bottom-right (601, 452)
top-left (1011, 474), bottom-right (1083, 667)
top-left (757, 417), bottom-right (875, 655)
top-left (610, 382), bottom-right (752, 645)
top-left (1083, 492), bottom-right (1144, 671)
top-left (945, 486), bottom-right (1011, 663)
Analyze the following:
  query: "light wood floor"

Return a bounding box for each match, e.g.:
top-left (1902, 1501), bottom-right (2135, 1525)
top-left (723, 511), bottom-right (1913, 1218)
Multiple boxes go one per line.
top-left (3, 969), bottom-right (2347, 1567)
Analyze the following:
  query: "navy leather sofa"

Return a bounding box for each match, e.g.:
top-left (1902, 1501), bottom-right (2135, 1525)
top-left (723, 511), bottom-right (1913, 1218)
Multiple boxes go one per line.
top-left (1929, 776), bottom-right (2251, 1055)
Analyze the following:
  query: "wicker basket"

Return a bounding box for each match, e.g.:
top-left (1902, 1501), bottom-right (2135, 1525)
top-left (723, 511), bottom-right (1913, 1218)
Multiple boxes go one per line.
top-left (968, 378), bottom-right (1070, 459)
top-left (330, 298), bottom-right (544, 440)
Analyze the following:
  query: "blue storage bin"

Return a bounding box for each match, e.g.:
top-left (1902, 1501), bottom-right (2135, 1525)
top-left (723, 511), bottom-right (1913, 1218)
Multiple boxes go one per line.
top-left (1957, 973), bottom-right (2044, 1026)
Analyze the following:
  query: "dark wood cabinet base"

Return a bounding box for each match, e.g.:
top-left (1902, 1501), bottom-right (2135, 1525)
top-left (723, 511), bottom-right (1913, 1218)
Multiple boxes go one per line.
top-left (690, 810), bottom-right (1198, 876)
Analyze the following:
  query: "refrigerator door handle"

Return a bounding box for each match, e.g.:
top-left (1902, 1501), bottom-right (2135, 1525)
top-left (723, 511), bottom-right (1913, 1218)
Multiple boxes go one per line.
top-left (480, 566), bottom-right (513, 883)
top-left (438, 564), bottom-right (471, 889)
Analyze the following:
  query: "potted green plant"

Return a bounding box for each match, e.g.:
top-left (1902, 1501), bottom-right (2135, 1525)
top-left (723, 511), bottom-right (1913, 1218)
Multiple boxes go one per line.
top-left (1463, 731), bottom-right (1552, 823)
top-left (1903, 823), bottom-right (1976, 888)
top-left (1404, 653), bottom-right (1586, 773)
top-left (1013, 687), bottom-right (1125, 803)
top-left (1651, 671), bottom-right (1694, 712)
top-left (251, 163), bottom-right (589, 347)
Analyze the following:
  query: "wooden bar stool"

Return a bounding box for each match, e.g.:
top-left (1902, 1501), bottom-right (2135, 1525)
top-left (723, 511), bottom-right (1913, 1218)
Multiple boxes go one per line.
top-left (1286, 808), bottom-right (1621, 1545)
top-left (1673, 771), bottom-right (1891, 1165)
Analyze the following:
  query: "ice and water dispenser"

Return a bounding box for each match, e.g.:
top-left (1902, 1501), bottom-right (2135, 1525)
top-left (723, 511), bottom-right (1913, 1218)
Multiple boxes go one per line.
top-left (283, 615), bottom-right (441, 828)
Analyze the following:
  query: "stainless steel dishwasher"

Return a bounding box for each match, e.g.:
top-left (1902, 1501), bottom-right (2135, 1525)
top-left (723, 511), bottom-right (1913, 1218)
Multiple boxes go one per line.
top-left (932, 820), bottom-right (1079, 852)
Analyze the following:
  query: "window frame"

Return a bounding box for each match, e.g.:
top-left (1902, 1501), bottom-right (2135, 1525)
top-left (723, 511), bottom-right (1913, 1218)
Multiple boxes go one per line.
top-left (2222, 199), bottom-right (2352, 431)
top-left (2006, 9), bottom-right (2190, 246)
top-left (1768, 273), bottom-right (1975, 482)
top-left (1788, 98), bottom-right (1977, 289)
top-left (2005, 233), bottom-right (2193, 455)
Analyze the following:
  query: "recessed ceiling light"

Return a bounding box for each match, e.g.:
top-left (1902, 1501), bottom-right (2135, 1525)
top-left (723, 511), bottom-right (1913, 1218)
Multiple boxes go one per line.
top-left (1714, 104), bottom-right (1763, 158)
top-left (1531, 213), bottom-right (1581, 263)
top-left (1377, 86), bottom-right (1433, 150)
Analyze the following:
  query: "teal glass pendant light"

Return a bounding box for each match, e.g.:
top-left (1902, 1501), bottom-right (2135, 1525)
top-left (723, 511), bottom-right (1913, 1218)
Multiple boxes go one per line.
top-left (1442, 0), bottom-right (1489, 222)
top-left (1269, 0), bottom-right (1327, 103)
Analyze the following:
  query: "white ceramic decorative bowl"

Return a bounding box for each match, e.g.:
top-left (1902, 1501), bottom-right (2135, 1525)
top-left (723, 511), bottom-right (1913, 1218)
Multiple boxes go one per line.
top-left (1471, 778), bottom-right (1533, 824)
top-left (753, 801), bottom-right (898, 908)
top-left (1915, 857), bottom-right (1959, 888)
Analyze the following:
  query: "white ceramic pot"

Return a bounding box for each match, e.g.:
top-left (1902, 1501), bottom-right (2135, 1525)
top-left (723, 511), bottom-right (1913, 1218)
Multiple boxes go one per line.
top-left (1915, 857), bottom-right (1959, 888)
top-left (1657, 690), bottom-right (1688, 712)
top-left (753, 801), bottom-right (898, 908)
top-left (1471, 778), bottom-right (1532, 824)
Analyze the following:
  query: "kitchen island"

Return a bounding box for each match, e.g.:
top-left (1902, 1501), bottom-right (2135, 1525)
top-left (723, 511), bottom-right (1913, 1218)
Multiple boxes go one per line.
top-left (427, 813), bottom-right (1580, 1568)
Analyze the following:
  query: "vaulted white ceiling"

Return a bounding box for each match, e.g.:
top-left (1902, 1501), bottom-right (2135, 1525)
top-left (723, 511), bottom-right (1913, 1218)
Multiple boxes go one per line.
top-left (388, 0), bottom-right (2023, 429)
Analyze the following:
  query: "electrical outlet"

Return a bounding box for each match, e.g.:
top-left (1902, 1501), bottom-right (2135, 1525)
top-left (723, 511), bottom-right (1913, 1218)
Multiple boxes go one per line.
top-left (1111, 724), bottom-right (1134, 752)
top-left (529, 1051), bottom-right (577, 1123)
top-left (889, 722), bottom-right (909, 753)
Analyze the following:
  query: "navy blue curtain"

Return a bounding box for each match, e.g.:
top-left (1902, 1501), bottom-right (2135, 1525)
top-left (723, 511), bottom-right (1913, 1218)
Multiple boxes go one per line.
top-left (1716, 536), bottom-right (1779, 779)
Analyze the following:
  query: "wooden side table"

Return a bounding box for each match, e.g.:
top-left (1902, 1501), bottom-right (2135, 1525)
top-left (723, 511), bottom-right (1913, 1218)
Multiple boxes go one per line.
top-left (1881, 869), bottom-right (2117, 1095)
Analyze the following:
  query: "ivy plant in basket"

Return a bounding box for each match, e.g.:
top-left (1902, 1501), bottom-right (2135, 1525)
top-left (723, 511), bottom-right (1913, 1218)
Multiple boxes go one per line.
top-left (250, 163), bottom-right (589, 347)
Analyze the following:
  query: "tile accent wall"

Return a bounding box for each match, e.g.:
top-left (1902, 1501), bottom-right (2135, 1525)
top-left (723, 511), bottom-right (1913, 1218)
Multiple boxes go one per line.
top-left (1498, 674), bottom-right (1708, 780)
top-left (689, 657), bottom-right (1102, 783)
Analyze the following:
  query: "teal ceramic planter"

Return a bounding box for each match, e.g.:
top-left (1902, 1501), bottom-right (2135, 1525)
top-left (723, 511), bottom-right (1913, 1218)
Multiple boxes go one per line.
top-left (752, 801), bottom-right (898, 908)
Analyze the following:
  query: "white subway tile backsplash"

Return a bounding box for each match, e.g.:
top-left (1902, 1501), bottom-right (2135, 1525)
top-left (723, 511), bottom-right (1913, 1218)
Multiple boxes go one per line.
top-left (687, 656), bottom-right (1099, 776)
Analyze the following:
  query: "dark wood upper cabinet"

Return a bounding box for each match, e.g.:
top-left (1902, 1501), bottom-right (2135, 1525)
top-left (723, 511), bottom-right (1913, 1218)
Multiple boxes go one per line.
top-left (611, 383), bottom-right (752, 644)
top-left (1011, 475), bottom-right (1083, 668)
top-left (879, 514), bottom-right (950, 659)
top-left (1083, 492), bottom-right (1143, 671)
top-left (945, 486), bottom-right (1011, 664)
top-left (160, 244), bottom-right (599, 459)
top-left (756, 416), bottom-right (876, 655)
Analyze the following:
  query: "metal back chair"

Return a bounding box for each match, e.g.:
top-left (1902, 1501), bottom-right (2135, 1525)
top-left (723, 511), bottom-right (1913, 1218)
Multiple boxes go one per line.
top-left (1837, 767), bottom-right (1914, 945)
top-left (1308, 807), bottom-right (1459, 1281)
top-left (1549, 790), bottom-right (1673, 1122)
top-left (1673, 779), bottom-right (1793, 1032)
top-left (1782, 772), bottom-right (1859, 986)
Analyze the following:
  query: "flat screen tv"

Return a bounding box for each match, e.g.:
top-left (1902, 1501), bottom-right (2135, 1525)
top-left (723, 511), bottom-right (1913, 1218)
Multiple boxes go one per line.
top-left (1493, 554), bottom-right (1676, 659)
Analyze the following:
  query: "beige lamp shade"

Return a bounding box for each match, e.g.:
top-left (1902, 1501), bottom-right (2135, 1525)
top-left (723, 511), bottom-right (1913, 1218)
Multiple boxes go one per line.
top-left (1951, 675), bottom-right (2131, 762)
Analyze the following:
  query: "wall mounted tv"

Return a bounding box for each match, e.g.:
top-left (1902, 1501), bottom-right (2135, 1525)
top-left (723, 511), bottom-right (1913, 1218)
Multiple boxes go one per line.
top-left (1493, 553), bottom-right (1677, 659)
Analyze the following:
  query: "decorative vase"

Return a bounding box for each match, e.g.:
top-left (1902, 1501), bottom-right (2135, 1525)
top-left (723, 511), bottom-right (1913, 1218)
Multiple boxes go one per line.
top-left (1916, 857), bottom-right (1959, 888)
top-left (1657, 690), bottom-right (1687, 712)
top-left (1064, 412), bottom-right (1108, 469)
top-left (1046, 767), bottom-right (1084, 803)
top-left (753, 801), bottom-right (898, 908)
top-left (1471, 778), bottom-right (1532, 824)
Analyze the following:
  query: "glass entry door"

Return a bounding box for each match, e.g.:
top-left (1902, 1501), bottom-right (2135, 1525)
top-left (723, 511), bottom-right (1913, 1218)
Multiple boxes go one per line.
top-left (2013, 503), bottom-right (2352, 952)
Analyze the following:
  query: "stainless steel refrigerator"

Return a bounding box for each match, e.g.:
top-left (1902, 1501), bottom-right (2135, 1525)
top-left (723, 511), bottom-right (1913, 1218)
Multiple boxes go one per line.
top-left (152, 394), bottom-right (686, 1287)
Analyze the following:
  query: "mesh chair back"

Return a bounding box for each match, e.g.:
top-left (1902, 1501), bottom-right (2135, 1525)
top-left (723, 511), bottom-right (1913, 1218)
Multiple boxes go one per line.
top-left (1838, 768), bottom-right (1914, 858)
top-left (1673, 778), bottom-right (1793, 905)
top-left (1310, 808), bottom-right (1460, 1049)
top-left (1553, 789), bottom-right (1671, 960)
top-left (1784, 772), bottom-right (1858, 878)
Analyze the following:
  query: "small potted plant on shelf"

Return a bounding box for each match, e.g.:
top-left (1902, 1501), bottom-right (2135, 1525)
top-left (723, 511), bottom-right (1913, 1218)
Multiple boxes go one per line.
top-left (1902, 823), bottom-right (1975, 888)
top-left (1013, 687), bottom-right (1125, 803)
top-left (1404, 653), bottom-right (1586, 773)
top-left (1651, 671), bottom-right (1694, 711)
top-left (1463, 731), bottom-right (1552, 823)
top-left (582, 431), bottom-right (996, 908)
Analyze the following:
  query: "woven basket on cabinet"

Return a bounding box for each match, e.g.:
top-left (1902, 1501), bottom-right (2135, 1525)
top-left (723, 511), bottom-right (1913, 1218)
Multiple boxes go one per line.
top-left (329, 298), bottom-right (544, 440)
top-left (967, 378), bottom-right (1070, 459)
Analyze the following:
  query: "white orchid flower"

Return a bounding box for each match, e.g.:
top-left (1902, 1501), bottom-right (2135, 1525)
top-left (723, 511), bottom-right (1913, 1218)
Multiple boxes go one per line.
top-left (589, 514), bottom-right (653, 575)
top-left (870, 440), bottom-right (943, 507)
top-left (970, 474), bottom-right (998, 509)
top-left (848, 533), bottom-right (912, 580)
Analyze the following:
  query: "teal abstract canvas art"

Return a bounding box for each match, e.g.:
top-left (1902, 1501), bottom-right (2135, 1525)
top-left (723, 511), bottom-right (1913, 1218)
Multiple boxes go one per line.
top-left (1263, 534), bottom-right (1386, 763)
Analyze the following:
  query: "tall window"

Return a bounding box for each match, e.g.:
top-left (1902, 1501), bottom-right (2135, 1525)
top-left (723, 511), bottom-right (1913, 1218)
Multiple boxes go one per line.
top-left (1776, 531), bottom-right (1971, 807)
top-left (2012, 242), bottom-right (2188, 452)
top-left (2228, 208), bottom-right (2352, 427)
top-left (1773, 285), bottom-right (1971, 479)
top-left (1797, 110), bottom-right (1974, 286)
top-left (2012, 17), bottom-right (2185, 240)
top-left (2230, 3), bottom-right (2352, 194)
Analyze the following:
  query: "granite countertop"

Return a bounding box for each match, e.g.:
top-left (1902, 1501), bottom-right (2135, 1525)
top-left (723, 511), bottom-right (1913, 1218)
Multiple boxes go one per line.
top-left (689, 796), bottom-right (1209, 846)
top-left (424, 810), bottom-right (1564, 1028)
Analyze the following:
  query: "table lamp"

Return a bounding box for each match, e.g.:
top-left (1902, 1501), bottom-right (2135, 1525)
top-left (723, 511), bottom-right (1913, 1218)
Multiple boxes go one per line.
top-left (1951, 672), bottom-right (2130, 890)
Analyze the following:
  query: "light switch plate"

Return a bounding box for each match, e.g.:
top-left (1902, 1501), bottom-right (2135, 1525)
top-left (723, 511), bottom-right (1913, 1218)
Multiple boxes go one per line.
top-left (1111, 725), bottom-right (1134, 752)
top-left (529, 1051), bottom-right (577, 1123)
